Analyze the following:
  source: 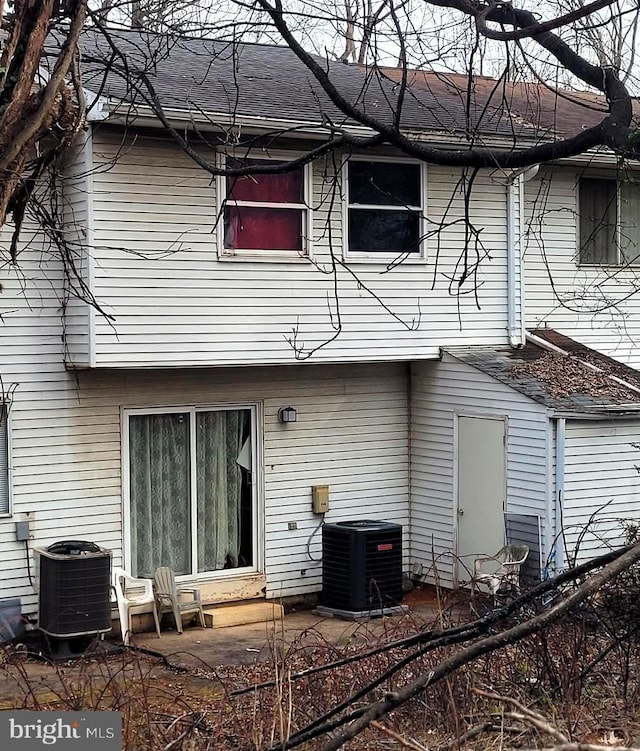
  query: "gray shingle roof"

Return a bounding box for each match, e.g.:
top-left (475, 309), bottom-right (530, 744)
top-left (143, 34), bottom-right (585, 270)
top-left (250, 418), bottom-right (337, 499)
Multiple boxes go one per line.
top-left (379, 69), bottom-right (640, 140)
top-left (444, 330), bottom-right (640, 415)
top-left (48, 28), bottom-right (542, 138)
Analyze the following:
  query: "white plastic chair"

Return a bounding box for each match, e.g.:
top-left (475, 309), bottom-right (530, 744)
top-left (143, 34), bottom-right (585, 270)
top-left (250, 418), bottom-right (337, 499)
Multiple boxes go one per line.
top-left (472, 544), bottom-right (530, 603)
top-left (153, 567), bottom-right (206, 634)
top-left (111, 567), bottom-right (161, 645)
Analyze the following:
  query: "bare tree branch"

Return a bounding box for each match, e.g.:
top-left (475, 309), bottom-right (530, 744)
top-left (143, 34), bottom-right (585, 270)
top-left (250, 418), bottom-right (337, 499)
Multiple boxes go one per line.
top-left (253, 0), bottom-right (637, 167)
top-left (289, 542), bottom-right (640, 751)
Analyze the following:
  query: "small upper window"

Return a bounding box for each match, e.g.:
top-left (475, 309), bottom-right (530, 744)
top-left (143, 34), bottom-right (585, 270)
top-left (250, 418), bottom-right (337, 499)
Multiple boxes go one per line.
top-left (222, 157), bottom-right (308, 256)
top-left (579, 177), bottom-right (640, 265)
top-left (347, 160), bottom-right (423, 256)
top-left (0, 404), bottom-right (8, 515)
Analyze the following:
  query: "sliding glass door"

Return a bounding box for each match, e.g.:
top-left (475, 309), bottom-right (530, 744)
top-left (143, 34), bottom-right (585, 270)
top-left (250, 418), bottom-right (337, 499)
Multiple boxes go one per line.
top-left (127, 406), bottom-right (255, 578)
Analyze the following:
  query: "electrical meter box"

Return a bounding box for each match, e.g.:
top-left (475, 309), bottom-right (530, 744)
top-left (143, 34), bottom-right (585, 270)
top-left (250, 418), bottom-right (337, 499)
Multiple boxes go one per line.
top-left (312, 485), bottom-right (330, 514)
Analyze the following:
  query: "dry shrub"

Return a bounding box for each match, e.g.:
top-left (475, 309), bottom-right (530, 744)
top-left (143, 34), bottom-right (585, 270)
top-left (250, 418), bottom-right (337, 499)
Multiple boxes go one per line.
top-left (2, 581), bottom-right (640, 750)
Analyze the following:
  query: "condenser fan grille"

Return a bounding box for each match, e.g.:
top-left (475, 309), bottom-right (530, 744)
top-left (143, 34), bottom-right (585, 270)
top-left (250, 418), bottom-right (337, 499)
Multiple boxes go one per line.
top-left (322, 520), bottom-right (402, 611)
top-left (38, 542), bottom-right (112, 638)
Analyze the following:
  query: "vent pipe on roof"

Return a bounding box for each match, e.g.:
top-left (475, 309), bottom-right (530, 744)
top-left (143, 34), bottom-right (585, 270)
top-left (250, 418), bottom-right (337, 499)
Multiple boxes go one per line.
top-left (507, 165), bottom-right (539, 348)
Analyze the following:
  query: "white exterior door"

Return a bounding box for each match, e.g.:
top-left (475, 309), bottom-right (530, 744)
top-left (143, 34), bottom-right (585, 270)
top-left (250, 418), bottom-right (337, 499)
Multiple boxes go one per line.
top-left (456, 414), bottom-right (506, 585)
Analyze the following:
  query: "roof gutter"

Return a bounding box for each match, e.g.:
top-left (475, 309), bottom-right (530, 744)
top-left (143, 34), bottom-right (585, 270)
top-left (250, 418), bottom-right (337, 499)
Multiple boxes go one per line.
top-left (96, 99), bottom-right (561, 151)
top-left (551, 407), bottom-right (640, 418)
top-left (507, 165), bottom-right (539, 348)
top-left (84, 88), bottom-right (109, 122)
top-left (88, 94), bottom-right (625, 166)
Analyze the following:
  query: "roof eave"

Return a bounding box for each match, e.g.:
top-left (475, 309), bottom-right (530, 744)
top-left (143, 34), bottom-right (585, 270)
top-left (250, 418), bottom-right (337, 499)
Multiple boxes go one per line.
top-left (96, 99), bottom-right (559, 152)
top-left (89, 94), bottom-right (625, 166)
top-left (551, 407), bottom-right (640, 419)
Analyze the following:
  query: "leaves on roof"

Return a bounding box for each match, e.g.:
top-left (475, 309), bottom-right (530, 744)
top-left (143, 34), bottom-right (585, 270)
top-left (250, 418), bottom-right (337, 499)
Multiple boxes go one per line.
top-left (509, 351), bottom-right (638, 402)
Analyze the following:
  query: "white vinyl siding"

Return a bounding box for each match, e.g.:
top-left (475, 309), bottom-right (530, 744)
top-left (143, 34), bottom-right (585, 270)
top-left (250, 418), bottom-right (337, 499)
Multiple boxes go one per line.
top-left (525, 168), bottom-right (640, 367)
top-left (410, 354), bottom-right (549, 587)
top-left (61, 130), bottom-right (93, 367)
top-left (2, 263), bottom-right (410, 616)
top-left (74, 128), bottom-right (513, 367)
top-left (562, 420), bottom-right (640, 564)
top-left (0, 218), bottom-right (73, 608)
top-left (1, 194), bottom-right (410, 609)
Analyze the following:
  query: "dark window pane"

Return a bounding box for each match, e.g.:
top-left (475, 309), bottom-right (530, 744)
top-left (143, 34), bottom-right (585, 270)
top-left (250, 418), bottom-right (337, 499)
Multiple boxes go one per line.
top-left (227, 158), bottom-right (303, 203)
top-left (349, 208), bottom-right (420, 253)
top-left (225, 206), bottom-right (303, 251)
top-left (579, 178), bottom-right (617, 264)
top-left (349, 161), bottom-right (421, 206)
top-left (619, 181), bottom-right (640, 264)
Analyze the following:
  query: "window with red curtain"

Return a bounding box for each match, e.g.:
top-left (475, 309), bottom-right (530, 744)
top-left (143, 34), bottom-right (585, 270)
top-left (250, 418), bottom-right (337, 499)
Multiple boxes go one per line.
top-left (223, 158), bottom-right (306, 253)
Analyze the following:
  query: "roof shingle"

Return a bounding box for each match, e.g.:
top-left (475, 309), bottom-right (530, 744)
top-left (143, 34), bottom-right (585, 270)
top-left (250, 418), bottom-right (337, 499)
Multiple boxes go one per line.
top-left (444, 330), bottom-right (640, 414)
top-left (53, 28), bottom-right (609, 140)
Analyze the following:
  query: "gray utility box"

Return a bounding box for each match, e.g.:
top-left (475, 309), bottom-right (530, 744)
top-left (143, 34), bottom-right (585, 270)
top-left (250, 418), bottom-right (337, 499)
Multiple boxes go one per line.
top-left (37, 541), bottom-right (112, 638)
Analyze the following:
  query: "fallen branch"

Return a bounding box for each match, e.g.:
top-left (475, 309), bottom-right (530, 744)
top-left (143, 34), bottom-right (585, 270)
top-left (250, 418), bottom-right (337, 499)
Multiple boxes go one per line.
top-left (236, 544), bottom-right (633, 698)
top-left (317, 543), bottom-right (640, 751)
top-left (264, 542), bottom-right (640, 751)
top-left (436, 721), bottom-right (496, 750)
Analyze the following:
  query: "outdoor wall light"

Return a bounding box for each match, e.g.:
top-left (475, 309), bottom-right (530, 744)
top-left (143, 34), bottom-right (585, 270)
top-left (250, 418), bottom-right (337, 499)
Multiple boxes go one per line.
top-left (278, 406), bottom-right (298, 424)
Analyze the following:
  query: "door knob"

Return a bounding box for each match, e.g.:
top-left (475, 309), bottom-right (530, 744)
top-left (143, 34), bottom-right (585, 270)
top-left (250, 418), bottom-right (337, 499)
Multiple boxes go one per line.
top-left (458, 508), bottom-right (464, 516)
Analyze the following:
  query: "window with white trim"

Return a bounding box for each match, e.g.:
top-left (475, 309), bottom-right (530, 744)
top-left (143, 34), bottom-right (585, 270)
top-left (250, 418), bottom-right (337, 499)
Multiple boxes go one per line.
top-left (579, 177), bottom-right (640, 265)
top-left (126, 406), bottom-right (255, 578)
top-left (346, 159), bottom-right (424, 257)
top-left (0, 404), bottom-right (8, 515)
top-left (222, 157), bottom-right (309, 256)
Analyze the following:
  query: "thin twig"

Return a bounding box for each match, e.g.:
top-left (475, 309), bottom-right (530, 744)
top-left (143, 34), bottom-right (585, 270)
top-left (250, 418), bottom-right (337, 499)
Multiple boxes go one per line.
top-left (371, 721), bottom-right (428, 750)
top-left (504, 712), bottom-right (568, 744)
top-left (437, 722), bottom-right (496, 751)
top-left (473, 688), bottom-right (568, 743)
top-left (537, 746), bottom-right (637, 751)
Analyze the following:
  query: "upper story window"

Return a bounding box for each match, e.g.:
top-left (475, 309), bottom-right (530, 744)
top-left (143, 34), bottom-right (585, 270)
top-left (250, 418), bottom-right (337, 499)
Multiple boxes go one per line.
top-left (0, 404), bottom-right (9, 515)
top-left (346, 159), bottom-right (425, 259)
top-left (579, 177), bottom-right (640, 265)
top-left (221, 157), bottom-right (310, 258)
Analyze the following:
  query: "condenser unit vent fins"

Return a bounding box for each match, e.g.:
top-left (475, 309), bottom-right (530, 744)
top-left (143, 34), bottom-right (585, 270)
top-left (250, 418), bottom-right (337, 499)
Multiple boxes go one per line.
top-left (37, 541), bottom-right (112, 638)
top-left (322, 520), bottom-right (402, 611)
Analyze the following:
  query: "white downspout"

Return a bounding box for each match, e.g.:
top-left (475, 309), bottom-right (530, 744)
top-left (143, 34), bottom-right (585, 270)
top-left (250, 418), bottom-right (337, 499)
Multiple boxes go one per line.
top-left (507, 165), bottom-right (539, 348)
top-left (519, 173), bottom-right (528, 345)
top-left (555, 417), bottom-right (566, 571)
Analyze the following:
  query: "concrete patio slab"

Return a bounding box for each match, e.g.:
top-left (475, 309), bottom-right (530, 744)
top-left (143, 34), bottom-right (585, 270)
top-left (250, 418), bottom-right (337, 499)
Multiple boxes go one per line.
top-left (126, 585), bottom-right (465, 671)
